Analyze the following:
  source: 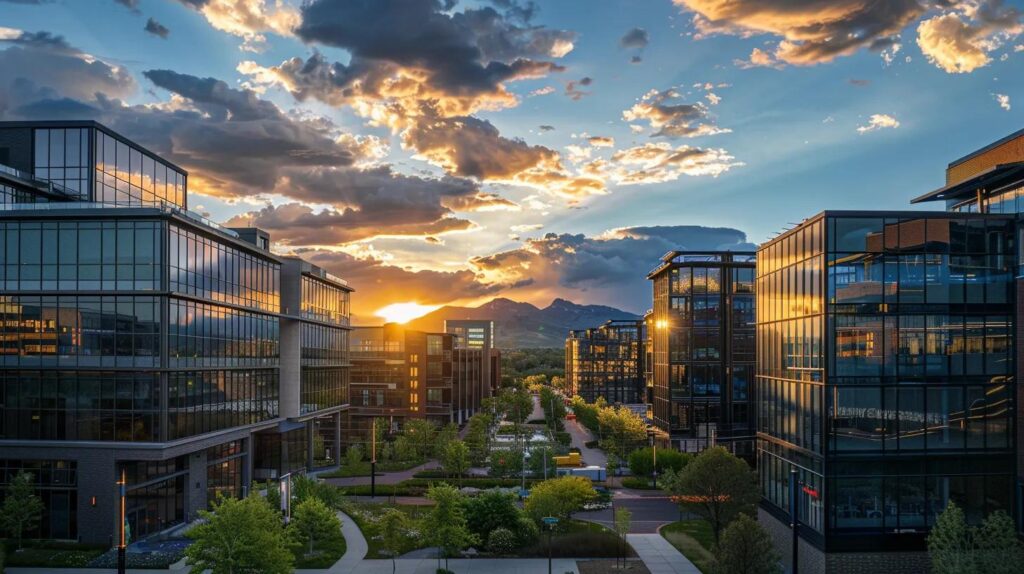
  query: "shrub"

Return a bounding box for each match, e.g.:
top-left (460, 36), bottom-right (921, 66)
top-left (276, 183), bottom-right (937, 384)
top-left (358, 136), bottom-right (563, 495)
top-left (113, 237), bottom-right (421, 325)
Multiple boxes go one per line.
top-left (464, 490), bottom-right (523, 542)
top-left (487, 527), bottom-right (518, 554)
top-left (628, 447), bottom-right (690, 478)
top-left (524, 476), bottom-right (597, 523)
top-left (346, 444), bottom-right (364, 467)
top-left (515, 515), bottom-right (540, 546)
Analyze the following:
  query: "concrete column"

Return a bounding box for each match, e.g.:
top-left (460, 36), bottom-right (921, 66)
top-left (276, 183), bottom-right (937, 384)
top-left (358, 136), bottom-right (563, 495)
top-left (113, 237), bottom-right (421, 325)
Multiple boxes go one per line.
top-left (186, 450), bottom-right (208, 523)
top-left (279, 317), bottom-right (301, 419)
top-left (333, 412), bottom-right (342, 466)
top-left (75, 450), bottom-right (118, 545)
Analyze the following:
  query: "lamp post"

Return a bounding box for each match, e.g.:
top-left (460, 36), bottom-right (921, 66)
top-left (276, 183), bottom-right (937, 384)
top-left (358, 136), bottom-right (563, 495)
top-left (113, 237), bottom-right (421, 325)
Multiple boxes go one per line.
top-left (542, 516), bottom-right (559, 574)
top-left (116, 468), bottom-right (127, 574)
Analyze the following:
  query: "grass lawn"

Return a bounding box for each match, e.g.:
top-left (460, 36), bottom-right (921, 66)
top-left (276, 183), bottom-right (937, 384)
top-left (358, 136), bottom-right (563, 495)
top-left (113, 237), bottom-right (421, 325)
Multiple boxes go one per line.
top-left (343, 502), bottom-right (432, 559)
top-left (2, 540), bottom-right (106, 568)
top-left (292, 535), bottom-right (347, 568)
top-left (320, 459), bottom-right (424, 478)
top-left (660, 520), bottom-right (715, 573)
top-left (521, 519), bottom-right (634, 559)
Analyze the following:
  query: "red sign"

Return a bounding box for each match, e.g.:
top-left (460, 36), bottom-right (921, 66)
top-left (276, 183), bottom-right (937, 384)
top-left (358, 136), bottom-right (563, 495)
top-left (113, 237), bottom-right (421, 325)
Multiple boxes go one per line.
top-left (802, 485), bottom-right (820, 499)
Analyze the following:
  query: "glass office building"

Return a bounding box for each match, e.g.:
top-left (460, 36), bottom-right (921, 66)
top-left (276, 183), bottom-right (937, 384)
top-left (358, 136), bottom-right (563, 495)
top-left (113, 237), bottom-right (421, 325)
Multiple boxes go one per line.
top-left (756, 211), bottom-right (1017, 572)
top-left (647, 251), bottom-right (756, 459)
top-left (0, 121), bottom-right (352, 544)
top-left (565, 319), bottom-right (646, 405)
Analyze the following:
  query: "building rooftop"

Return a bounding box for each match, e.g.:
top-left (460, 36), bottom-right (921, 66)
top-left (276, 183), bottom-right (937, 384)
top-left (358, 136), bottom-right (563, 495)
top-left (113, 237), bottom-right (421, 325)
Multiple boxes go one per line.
top-left (910, 161), bottom-right (1024, 204)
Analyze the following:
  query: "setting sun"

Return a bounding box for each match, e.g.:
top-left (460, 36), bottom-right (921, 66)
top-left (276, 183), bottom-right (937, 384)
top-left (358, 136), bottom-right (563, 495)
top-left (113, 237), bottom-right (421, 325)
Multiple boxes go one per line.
top-left (375, 302), bottom-right (440, 324)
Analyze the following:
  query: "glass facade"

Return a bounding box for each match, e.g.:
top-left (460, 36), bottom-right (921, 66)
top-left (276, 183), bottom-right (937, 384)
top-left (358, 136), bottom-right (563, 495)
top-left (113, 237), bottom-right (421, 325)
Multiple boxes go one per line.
top-left (648, 252), bottom-right (756, 457)
top-left (167, 369), bottom-right (278, 440)
top-left (301, 275), bottom-right (350, 325)
top-left (169, 224), bottom-right (280, 313)
top-left (120, 457), bottom-right (186, 540)
top-left (0, 220), bottom-right (163, 291)
top-left (301, 367), bottom-right (350, 414)
top-left (0, 459), bottom-right (77, 539)
top-left (206, 441), bottom-right (245, 505)
top-left (756, 213), bottom-right (1017, 551)
top-left (565, 320), bottom-right (646, 404)
top-left (33, 128), bottom-right (91, 200)
top-left (169, 298), bottom-right (279, 367)
top-left (93, 128), bottom-right (185, 208)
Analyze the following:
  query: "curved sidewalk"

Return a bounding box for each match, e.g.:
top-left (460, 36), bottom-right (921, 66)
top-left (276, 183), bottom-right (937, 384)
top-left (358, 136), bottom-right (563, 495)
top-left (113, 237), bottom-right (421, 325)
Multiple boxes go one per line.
top-left (626, 533), bottom-right (701, 574)
top-left (296, 510), bottom-right (367, 574)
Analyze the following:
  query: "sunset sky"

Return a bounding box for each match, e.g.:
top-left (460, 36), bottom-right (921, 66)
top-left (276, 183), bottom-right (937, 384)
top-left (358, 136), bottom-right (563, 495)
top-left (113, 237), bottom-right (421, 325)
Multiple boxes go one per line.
top-left (2, 0), bottom-right (1022, 322)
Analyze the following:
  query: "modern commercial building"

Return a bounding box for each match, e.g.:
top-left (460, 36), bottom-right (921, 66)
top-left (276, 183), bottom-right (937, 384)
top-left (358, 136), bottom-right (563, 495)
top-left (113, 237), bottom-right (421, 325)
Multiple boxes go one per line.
top-left (348, 323), bottom-right (493, 442)
top-left (647, 251), bottom-right (756, 459)
top-left (565, 319), bottom-right (646, 405)
top-left (444, 319), bottom-right (500, 400)
top-left (0, 121), bottom-right (351, 544)
top-left (756, 209), bottom-right (1018, 572)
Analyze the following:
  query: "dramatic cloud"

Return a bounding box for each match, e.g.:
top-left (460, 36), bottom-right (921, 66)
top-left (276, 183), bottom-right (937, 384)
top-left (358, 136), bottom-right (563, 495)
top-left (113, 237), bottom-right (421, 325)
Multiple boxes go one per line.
top-left (857, 114), bottom-right (901, 133)
top-left (620, 27), bottom-right (649, 49)
top-left (675, 0), bottom-right (924, 65)
top-left (145, 18), bottom-right (170, 39)
top-left (623, 88), bottom-right (729, 138)
top-left (223, 201), bottom-right (479, 245)
top-left (295, 249), bottom-right (504, 323)
top-left (917, 2), bottom-right (1022, 73)
top-left (601, 142), bottom-right (740, 184)
top-left (175, 0), bottom-right (300, 52)
top-left (469, 225), bottom-right (756, 311)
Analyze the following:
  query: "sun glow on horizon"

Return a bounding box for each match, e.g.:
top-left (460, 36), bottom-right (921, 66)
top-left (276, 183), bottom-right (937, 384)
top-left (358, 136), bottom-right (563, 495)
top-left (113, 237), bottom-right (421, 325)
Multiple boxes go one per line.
top-left (375, 302), bottom-right (441, 324)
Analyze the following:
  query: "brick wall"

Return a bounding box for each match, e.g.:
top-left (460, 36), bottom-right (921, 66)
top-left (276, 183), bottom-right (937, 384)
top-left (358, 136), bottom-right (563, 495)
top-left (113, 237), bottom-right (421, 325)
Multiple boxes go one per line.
top-left (947, 131), bottom-right (1024, 185)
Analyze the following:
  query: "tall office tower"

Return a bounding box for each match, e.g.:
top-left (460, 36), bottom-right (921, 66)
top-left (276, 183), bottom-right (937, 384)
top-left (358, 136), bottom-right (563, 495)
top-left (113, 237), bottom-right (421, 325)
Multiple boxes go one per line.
top-left (647, 251), bottom-right (756, 459)
top-left (565, 319), bottom-right (646, 405)
top-left (0, 121), bottom-right (351, 544)
top-left (350, 324), bottom-right (482, 442)
top-left (444, 319), bottom-right (499, 398)
top-left (756, 211), bottom-right (1017, 573)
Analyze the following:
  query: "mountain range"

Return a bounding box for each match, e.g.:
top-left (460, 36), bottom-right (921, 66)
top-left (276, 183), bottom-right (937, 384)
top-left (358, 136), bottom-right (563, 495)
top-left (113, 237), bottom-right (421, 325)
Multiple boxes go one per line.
top-left (404, 297), bottom-right (640, 349)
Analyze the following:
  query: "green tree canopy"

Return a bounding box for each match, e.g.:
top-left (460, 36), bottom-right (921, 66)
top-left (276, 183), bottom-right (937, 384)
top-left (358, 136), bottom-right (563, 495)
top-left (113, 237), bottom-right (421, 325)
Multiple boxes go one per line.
top-left (378, 508), bottom-right (413, 574)
top-left (628, 447), bottom-right (691, 479)
top-left (712, 514), bottom-right (782, 574)
top-left (928, 502), bottom-right (1024, 574)
top-left (524, 476), bottom-right (597, 524)
top-left (660, 446), bottom-right (758, 544)
top-left (423, 484), bottom-right (478, 569)
top-left (441, 439), bottom-right (470, 480)
top-left (464, 490), bottom-right (524, 542)
top-left (185, 493), bottom-right (293, 574)
top-left (286, 497), bottom-right (343, 557)
top-left (0, 471), bottom-right (43, 549)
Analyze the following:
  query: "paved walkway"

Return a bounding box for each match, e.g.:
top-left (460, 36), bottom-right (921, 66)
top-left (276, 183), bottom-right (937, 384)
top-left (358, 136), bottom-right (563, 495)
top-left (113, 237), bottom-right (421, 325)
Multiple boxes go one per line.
top-left (626, 534), bottom-right (701, 574)
top-left (564, 418), bottom-right (607, 467)
top-left (319, 460), bottom-right (439, 487)
top-left (296, 511), bottom-right (367, 573)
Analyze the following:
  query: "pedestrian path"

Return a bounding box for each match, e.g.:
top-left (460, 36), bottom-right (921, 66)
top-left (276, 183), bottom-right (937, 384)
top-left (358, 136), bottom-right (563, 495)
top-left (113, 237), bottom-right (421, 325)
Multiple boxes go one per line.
top-left (626, 533), bottom-right (701, 574)
top-left (564, 418), bottom-right (607, 467)
top-left (296, 510), bottom-right (367, 574)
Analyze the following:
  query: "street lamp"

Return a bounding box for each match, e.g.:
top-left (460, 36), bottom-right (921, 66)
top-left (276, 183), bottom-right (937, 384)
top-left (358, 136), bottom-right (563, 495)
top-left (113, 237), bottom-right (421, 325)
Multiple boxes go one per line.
top-left (116, 468), bottom-right (127, 574)
top-left (542, 516), bottom-right (559, 574)
top-left (370, 418), bottom-right (377, 499)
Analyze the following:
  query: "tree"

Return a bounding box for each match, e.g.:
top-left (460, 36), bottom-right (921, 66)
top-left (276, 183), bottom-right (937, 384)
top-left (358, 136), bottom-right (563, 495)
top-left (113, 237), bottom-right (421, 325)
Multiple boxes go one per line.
top-left (628, 447), bottom-right (691, 480)
top-left (434, 423), bottom-right (459, 458)
top-left (614, 506), bottom-right (632, 569)
top-left (292, 474), bottom-right (345, 511)
top-left (403, 419), bottom-right (438, 459)
top-left (346, 444), bottom-right (364, 468)
top-left (423, 484), bottom-right (478, 570)
top-left (441, 439), bottom-right (470, 482)
top-left (524, 476), bottom-right (597, 524)
top-left (928, 502), bottom-right (977, 574)
top-left (185, 493), bottom-right (293, 574)
top-left (393, 434), bottom-right (417, 462)
top-left (712, 514), bottom-right (782, 574)
top-left (464, 412), bottom-right (493, 466)
top-left (488, 447), bottom-right (524, 479)
top-left (487, 527), bottom-right (517, 554)
top-left (287, 497), bottom-right (343, 558)
top-left (550, 376), bottom-right (568, 392)
top-left (464, 490), bottom-right (524, 543)
top-left (974, 511), bottom-right (1023, 574)
top-left (253, 480), bottom-right (282, 514)
top-left (499, 386), bottom-right (533, 429)
top-left (528, 447), bottom-right (556, 479)
top-left (539, 385), bottom-right (567, 431)
top-left (597, 405), bottom-right (647, 469)
top-left (0, 471), bottom-right (43, 549)
top-left (928, 503), bottom-right (1024, 574)
top-left (661, 447), bottom-right (758, 544)
top-left (378, 508), bottom-right (412, 574)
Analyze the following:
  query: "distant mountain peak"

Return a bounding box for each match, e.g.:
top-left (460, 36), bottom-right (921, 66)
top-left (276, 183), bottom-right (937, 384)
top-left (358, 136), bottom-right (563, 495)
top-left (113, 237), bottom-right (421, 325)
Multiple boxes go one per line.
top-left (405, 297), bottom-right (638, 348)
